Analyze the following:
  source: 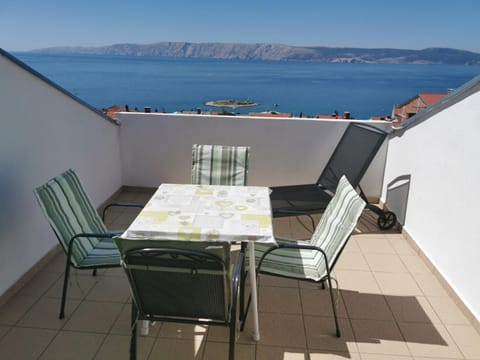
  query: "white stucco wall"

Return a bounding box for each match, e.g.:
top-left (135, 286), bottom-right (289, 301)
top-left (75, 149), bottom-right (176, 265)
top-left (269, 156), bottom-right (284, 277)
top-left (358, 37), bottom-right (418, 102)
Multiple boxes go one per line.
top-left (117, 112), bottom-right (390, 197)
top-left (383, 89), bottom-right (480, 320)
top-left (0, 54), bottom-right (123, 295)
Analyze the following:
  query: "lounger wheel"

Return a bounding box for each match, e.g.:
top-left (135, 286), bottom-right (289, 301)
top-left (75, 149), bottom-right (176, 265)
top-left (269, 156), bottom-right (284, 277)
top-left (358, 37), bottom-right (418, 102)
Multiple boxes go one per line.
top-left (377, 211), bottom-right (397, 230)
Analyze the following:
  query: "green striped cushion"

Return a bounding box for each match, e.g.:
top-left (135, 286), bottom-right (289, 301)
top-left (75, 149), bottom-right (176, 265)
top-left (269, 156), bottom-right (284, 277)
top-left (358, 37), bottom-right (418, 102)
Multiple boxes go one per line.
top-left (191, 144), bottom-right (250, 186)
top-left (34, 169), bottom-right (117, 267)
top-left (255, 176), bottom-right (366, 281)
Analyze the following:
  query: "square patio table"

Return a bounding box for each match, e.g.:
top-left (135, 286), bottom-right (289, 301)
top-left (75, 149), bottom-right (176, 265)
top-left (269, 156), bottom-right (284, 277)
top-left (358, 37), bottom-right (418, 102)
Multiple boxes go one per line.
top-left (120, 183), bottom-right (276, 341)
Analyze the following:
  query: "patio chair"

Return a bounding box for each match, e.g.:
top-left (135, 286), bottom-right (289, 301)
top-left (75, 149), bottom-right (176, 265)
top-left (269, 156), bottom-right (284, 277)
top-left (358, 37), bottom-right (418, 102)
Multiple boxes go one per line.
top-left (34, 169), bottom-right (143, 318)
top-left (246, 176), bottom-right (366, 337)
top-left (191, 144), bottom-right (250, 186)
top-left (114, 239), bottom-right (244, 360)
top-left (270, 122), bottom-right (396, 230)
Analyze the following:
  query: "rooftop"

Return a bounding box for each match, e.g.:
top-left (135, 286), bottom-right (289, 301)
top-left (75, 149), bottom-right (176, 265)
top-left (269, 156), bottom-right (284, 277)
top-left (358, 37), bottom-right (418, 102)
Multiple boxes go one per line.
top-left (1, 189), bottom-right (478, 359)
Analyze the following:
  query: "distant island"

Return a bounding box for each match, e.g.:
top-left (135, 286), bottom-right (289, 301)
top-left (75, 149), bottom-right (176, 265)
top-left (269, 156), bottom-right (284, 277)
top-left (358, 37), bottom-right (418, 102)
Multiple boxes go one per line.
top-left (29, 42), bottom-right (480, 65)
top-left (205, 99), bottom-right (257, 108)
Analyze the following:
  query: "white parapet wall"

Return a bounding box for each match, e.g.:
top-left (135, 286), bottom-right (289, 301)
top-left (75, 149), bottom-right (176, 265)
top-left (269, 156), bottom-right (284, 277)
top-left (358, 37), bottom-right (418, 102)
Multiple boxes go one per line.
top-left (0, 51), bottom-right (123, 296)
top-left (382, 78), bottom-right (480, 321)
top-left (117, 112), bottom-right (390, 197)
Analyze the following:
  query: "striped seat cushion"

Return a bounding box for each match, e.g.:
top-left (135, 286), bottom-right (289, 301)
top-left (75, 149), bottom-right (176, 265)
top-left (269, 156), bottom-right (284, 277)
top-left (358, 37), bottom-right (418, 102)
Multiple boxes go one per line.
top-left (34, 169), bottom-right (118, 268)
top-left (191, 144), bottom-right (250, 186)
top-left (254, 176), bottom-right (366, 282)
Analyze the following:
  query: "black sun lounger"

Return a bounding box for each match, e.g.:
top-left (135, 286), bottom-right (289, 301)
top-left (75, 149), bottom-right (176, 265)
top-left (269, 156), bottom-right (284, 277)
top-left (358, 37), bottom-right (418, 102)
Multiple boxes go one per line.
top-left (270, 122), bottom-right (397, 230)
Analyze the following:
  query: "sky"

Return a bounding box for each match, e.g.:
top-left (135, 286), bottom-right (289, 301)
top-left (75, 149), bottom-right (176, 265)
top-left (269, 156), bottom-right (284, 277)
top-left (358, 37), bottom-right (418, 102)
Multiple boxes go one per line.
top-left (1, 0), bottom-right (480, 53)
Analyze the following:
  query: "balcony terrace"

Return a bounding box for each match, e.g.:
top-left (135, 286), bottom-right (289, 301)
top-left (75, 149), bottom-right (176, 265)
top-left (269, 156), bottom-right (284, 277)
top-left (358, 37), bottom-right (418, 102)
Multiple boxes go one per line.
top-left (1, 49), bottom-right (479, 359)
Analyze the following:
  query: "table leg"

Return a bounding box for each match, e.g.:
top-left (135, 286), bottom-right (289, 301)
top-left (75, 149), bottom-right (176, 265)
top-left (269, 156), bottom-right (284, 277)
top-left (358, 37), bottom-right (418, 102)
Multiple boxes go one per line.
top-left (140, 320), bottom-right (149, 336)
top-left (249, 243), bottom-right (260, 341)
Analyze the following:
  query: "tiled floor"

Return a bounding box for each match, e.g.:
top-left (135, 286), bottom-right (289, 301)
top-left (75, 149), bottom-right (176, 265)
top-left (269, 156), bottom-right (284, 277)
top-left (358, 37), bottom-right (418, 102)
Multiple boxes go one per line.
top-left (1, 188), bottom-right (479, 359)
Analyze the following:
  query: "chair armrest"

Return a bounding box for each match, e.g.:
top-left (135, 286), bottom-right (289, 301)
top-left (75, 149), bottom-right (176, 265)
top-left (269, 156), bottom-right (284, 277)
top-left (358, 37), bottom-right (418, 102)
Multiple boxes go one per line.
top-left (102, 202), bottom-right (144, 222)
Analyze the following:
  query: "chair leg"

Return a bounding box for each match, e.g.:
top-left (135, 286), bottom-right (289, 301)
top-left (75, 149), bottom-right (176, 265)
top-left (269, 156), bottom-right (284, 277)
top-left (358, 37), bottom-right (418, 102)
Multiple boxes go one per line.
top-left (325, 275), bottom-right (341, 337)
top-left (239, 243), bottom-right (246, 321)
top-left (130, 303), bottom-right (137, 360)
top-left (92, 268), bottom-right (97, 276)
top-left (320, 280), bottom-right (325, 289)
top-left (59, 258), bottom-right (71, 319)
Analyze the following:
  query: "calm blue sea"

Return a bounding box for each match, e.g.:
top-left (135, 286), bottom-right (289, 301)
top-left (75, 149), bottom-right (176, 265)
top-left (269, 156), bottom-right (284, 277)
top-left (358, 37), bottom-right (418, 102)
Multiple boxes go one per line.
top-left (14, 53), bottom-right (480, 119)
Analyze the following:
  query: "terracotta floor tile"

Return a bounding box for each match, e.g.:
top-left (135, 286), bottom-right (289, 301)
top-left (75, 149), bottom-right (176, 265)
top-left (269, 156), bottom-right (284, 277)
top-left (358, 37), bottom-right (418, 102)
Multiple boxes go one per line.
top-left (0, 295), bottom-right (37, 325)
top-left (63, 301), bottom-right (123, 333)
top-left (0, 327), bottom-right (57, 360)
top-left (342, 290), bottom-right (394, 321)
top-left (374, 272), bottom-right (423, 296)
top-left (446, 324), bottom-right (480, 359)
top-left (301, 287), bottom-right (348, 318)
top-left (399, 322), bottom-right (463, 359)
top-left (17, 297), bottom-right (80, 330)
top-left (260, 286), bottom-right (302, 314)
top-left (427, 297), bottom-right (471, 325)
top-left (256, 345), bottom-right (309, 360)
top-left (39, 330), bottom-right (105, 360)
top-left (94, 334), bottom-right (155, 360)
top-left (258, 313), bottom-right (306, 348)
top-left (148, 337), bottom-right (206, 360)
top-left (202, 342), bottom-right (255, 360)
top-left (363, 253), bottom-right (408, 273)
top-left (304, 316), bottom-right (357, 354)
top-left (350, 319), bottom-right (410, 356)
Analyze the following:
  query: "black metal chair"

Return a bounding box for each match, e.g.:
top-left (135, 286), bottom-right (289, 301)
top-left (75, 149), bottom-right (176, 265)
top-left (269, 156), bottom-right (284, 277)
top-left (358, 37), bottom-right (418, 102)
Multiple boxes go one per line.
top-left (115, 239), bottom-right (244, 360)
top-left (270, 122), bottom-right (397, 230)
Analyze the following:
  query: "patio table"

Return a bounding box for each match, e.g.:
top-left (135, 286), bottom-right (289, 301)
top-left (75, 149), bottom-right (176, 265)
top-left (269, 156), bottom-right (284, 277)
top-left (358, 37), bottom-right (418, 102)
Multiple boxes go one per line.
top-left (120, 183), bottom-right (276, 341)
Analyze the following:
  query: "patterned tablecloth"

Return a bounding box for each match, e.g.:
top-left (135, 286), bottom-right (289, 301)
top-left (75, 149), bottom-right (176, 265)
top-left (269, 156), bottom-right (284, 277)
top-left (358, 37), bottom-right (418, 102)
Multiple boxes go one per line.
top-left (121, 183), bottom-right (275, 244)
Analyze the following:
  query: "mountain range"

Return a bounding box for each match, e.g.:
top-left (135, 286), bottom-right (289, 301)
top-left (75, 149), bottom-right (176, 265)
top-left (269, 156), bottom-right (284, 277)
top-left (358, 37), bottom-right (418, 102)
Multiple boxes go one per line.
top-left (31, 42), bottom-right (480, 65)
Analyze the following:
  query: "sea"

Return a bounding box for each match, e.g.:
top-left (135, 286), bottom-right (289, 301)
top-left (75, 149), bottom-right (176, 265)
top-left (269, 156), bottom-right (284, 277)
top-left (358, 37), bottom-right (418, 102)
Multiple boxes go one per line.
top-left (13, 53), bottom-right (480, 119)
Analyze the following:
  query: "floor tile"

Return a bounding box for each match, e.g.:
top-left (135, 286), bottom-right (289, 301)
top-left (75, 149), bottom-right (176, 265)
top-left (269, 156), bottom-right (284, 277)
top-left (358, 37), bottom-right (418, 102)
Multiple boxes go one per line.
top-left (359, 354), bottom-right (412, 359)
top-left (387, 237), bottom-right (416, 256)
top-left (363, 253), bottom-right (408, 273)
top-left (85, 275), bottom-right (130, 303)
top-left (301, 288), bottom-right (348, 318)
top-left (0, 325), bottom-right (9, 340)
top-left (357, 237), bottom-right (397, 255)
top-left (413, 273), bottom-right (449, 297)
top-left (350, 319), bottom-right (410, 356)
top-left (16, 271), bottom-right (62, 299)
top-left (374, 272), bottom-right (422, 296)
top-left (309, 351), bottom-right (361, 359)
top-left (342, 290), bottom-right (394, 321)
top-left (148, 337), bottom-right (206, 359)
top-left (0, 327), bottom-right (57, 360)
top-left (257, 345), bottom-right (309, 360)
top-left (0, 295), bottom-right (37, 325)
top-left (258, 313), bottom-right (306, 348)
top-left (446, 324), bottom-right (480, 359)
top-left (44, 272), bottom-right (98, 300)
top-left (63, 301), bottom-right (123, 333)
top-left (110, 303), bottom-right (161, 338)
top-left (39, 330), bottom-right (105, 360)
top-left (334, 251), bottom-right (370, 271)
top-left (427, 297), bottom-right (471, 325)
top-left (17, 297), bottom-right (80, 329)
top-left (399, 255), bottom-right (432, 275)
top-left (202, 341), bottom-right (255, 360)
top-left (304, 316), bottom-right (357, 354)
top-left (259, 274), bottom-right (299, 288)
top-left (40, 252), bottom-right (67, 273)
top-left (94, 334), bottom-right (155, 360)
top-left (158, 323), bottom-right (208, 340)
top-left (334, 270), bottom-right (381, 293)
top-left (259, 286), bottom-right (302, 314)
top-left (399, 322), bottom-right (463, 359)
top-left (386, 296), bottom-right (441, 324)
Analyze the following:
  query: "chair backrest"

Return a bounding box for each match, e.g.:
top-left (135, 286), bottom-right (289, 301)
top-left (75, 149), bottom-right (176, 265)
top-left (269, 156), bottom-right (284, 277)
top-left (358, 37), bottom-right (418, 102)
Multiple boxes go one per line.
top-left (191, 144), bottom-right (250, 186)
top-left (34, 169), bottom-right (106, 266)
top-left (115, 238), bottom-right (232, 321)
top-left (311, 176), bottom-right (366, 275)
top-left (317, 123), bottom-right (387, 192)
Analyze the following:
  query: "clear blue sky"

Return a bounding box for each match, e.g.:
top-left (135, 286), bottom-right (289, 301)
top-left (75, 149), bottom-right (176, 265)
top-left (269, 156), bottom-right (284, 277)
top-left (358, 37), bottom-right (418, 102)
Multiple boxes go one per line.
top-left (2, 0), bottom-right (479, 53)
